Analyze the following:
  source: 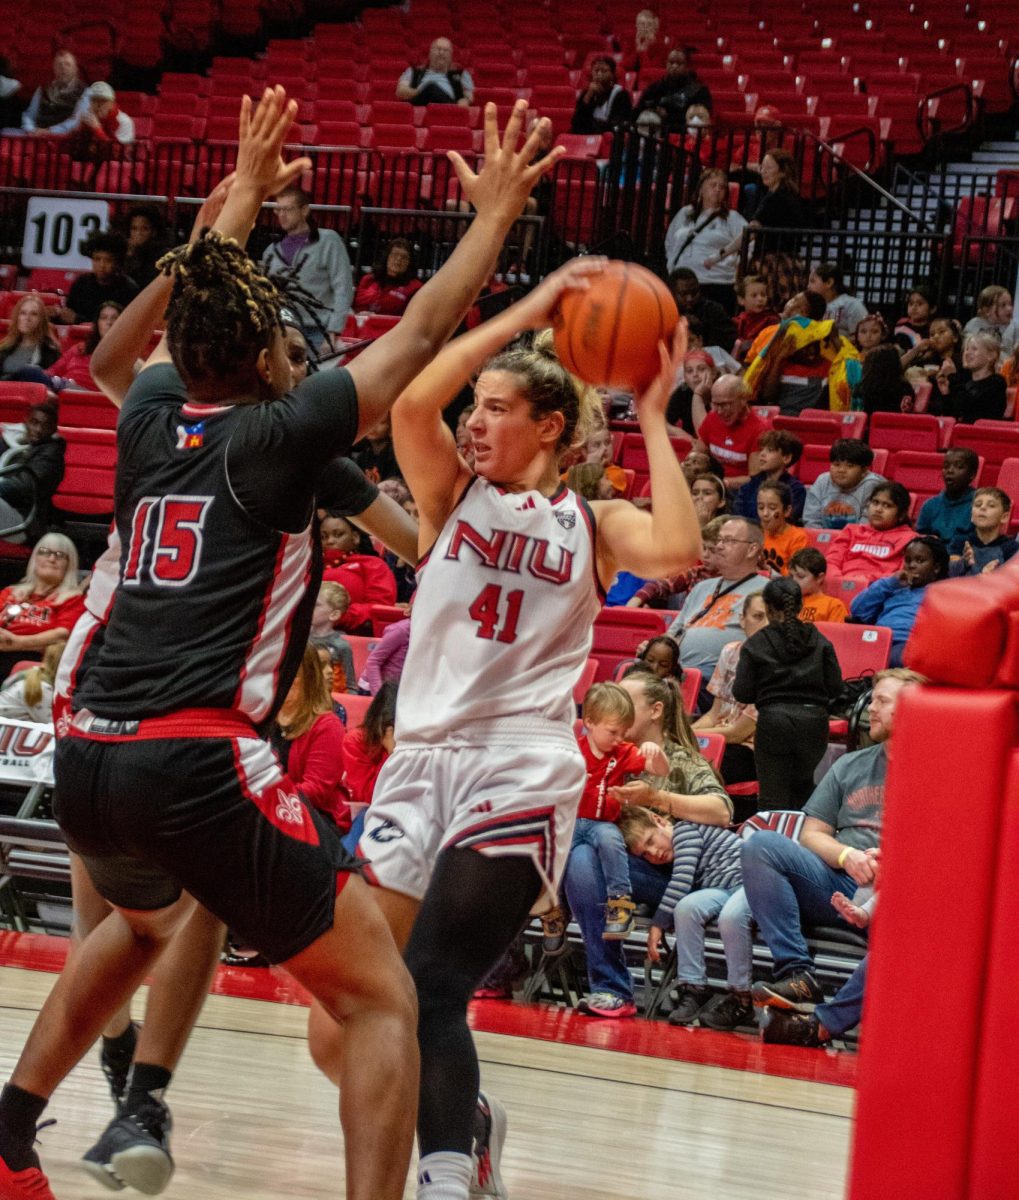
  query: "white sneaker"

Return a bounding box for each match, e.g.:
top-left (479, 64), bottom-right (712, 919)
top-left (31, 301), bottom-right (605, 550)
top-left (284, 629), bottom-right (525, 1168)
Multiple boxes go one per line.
top-left (469, 1093), bottom-right (508, 1199)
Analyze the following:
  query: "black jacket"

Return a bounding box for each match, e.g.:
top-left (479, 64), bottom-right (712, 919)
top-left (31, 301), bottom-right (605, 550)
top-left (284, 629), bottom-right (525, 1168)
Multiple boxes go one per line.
top-left (733, 622), bottom-right (843, 710)
top-left (0, 435), bottom-right (66, 523)
top-left (0, 341), bottom-right (61, 378)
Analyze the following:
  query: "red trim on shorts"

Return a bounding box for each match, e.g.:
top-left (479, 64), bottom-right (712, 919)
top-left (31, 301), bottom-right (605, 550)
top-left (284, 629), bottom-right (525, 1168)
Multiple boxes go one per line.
top-left (231, 740), bottom-right (322, 847)
top-left (355, 844), bottom-right (380, 887)
top-left (335, 869), bottom-right (354, 898)
top-left (68, 707), bottom-right (256, 742)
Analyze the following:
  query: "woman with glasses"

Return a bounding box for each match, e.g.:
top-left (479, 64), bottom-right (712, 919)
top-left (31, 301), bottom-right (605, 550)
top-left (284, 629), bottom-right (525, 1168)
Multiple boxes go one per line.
top-left (0, 532), bottom-right (84, 679)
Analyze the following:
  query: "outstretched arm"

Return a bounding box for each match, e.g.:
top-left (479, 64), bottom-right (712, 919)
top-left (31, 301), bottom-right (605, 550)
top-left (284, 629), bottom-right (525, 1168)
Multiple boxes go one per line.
top-left (392, 258), bottom-right (606, 554)
top-left (347, 100), bottom-right (564, 442)
top-left (592, 329), bottom-right (701, 584)
top-left (91, 86), bottom-right (310, 405)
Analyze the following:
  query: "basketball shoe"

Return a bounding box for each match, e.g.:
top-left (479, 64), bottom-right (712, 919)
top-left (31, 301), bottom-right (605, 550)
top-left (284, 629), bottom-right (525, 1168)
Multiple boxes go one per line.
top-left (751, 971), bottom-right (824, 1013)
top-left (0, 1156), bottom-right (57, 1199)
top-left (576, 991), bottom-right (637, 1018)
top-left (81, 1096), bottom-right (174, 1195)
top-left (469, 1093), bottom-right (508, 1199)
top-left (99, 1023), bottom-right (138, 1113)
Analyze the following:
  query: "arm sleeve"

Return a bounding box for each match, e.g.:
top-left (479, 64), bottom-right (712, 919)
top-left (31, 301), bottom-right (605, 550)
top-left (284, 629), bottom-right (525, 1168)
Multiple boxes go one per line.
top-left (731, 642), bottom-right (758, 704)
top-left (802, 480), bottom-right (823, 526)
top-left (849, 576), bottom-right (895, 623)
top-left (652, 825), bottom-right (701, 928)
top-left (803, 758), bottom-right (850, 825)
top-left (825, 526), bottom-right (850, 572)
top-left (115, 112), bottom-right (135, 144)
top-left (325, 234), bottom-right (354, 331)
top-left (823, 639), bottom-right (843, 699)
top-left (227, 368), bottom-right (360, 530)
top-left (362, 625), bottom-right (398, 693)
top-left (48, 92), bottom-right (90, 136)
top-left (914, 497), bottom-right (935, 536)
top-left (20, 88), bottom-right (40, 130)
top-left (316, 456), bottom-right (380, 517)
top-left (65, 277), bottom-right (88, 321)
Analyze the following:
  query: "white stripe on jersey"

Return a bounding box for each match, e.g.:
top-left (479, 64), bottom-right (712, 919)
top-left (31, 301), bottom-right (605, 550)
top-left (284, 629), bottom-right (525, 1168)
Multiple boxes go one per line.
top-left (233, 528), bottom-right (314, 724)
top-left (395, 478), bottom-right (602, 743)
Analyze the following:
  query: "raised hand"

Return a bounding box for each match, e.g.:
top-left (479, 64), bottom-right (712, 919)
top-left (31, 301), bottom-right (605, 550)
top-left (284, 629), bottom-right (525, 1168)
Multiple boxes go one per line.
top-left (515, 256), bottom-right (607, 330)
top-left (448, 100), bottom-right (565, 227)
top-left (189, 173), bottom-right (236, 242)
top-left (234, 86), bottom-right (312, 199)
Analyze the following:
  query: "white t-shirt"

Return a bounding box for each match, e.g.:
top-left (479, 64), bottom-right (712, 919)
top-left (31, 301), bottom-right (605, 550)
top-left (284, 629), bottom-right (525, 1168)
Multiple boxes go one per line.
top-left (665, 206), bottom-right (748, 283)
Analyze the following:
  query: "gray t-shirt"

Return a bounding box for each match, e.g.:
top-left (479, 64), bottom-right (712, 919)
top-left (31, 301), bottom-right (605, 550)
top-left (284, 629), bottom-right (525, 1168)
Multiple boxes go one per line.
top-left (803, 742), bottom-right (887, 851)
top-left (666, 573), bottom-right (767, 677)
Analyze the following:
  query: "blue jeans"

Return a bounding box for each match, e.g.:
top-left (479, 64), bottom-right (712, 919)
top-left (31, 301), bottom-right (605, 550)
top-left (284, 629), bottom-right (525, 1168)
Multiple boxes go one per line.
top-left (815, 955), bottom-right (867, 1037)
top-left (563, 845), bottom-right (669, 1001)
top-left (571, 817), bottom-right (630, 899)
top-left (740, 830), bottom-right (858, 979)
top-left (674, 886), bottom-right (754, 991)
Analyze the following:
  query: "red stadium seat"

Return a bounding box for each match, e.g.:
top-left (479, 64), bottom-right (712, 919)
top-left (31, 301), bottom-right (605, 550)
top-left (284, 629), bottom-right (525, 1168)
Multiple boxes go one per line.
top-left (800, 409), bottom-right (868, 440)
top-left (316, 121), bottom-right (365, 148)
top-left (421, 126), bottom-right (476, 153)
top-left (370, 604), bottom-right (406, 637)
top-left (52, 437), bottom-right (117, 519)
top-left (572, 656), bottom-right (598, 705)
top-left (695, 733), bottom-right (725, 771)
top-left (680, 668), bottom-right (702, 716)
top-left (868, 412), bottom-right (942, 454)
top-left (995, 458), bottom-right (1019, 534)
top-left (950, 424), bottom-right (1019, 486)
top-left (889, 450), bottom-right (952, 495)
top-left (371, 124), bottom-right (422, 150)
top-left (0, 381), bottom-right (46, 423)
top-left (57, 391), bottom-right (119, 432)
top-left (773, 414), bottom-right (847, 447)
top-left (334, 692), bottom-right (372, 728)
top-left (590, 608), bottom-right (669, 682)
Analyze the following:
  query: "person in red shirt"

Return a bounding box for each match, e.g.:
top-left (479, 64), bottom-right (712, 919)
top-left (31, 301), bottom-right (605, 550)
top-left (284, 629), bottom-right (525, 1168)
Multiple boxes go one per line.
top-left (542, 682), bottom-right (668, 952)
top-left (320, 512), bottom-right (398, 633)
top-left (274, 645), bottom-right (351, 831)
top-left (0, 532), bottom-right (85, 679)
top-left (353, 239), bottom-right (423, 317)
top-left (825, 483), bottom-right (916, 585)
top-left (693, 374), bottom-right (765, 488)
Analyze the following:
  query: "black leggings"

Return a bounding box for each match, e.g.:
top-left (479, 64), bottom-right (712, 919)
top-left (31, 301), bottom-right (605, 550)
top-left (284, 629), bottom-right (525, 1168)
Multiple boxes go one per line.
top-left (754, 704), bottom-right (830, 811)
top-left (403, 848), bottom-right (542, 1157)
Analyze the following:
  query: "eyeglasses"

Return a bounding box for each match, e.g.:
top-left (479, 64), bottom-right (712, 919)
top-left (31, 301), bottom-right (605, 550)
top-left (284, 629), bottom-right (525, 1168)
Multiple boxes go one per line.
top-left (275, 205), bottom-right (303, 214)
top-left (715, 537), bottom-right (752, 548)
top-left (37, 547), bottom-right (69, 561)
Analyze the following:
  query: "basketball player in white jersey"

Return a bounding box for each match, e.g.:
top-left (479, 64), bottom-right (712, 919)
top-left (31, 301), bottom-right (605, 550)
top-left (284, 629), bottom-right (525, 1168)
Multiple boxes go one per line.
top-left (306, 261), bottom-right (701, 1200)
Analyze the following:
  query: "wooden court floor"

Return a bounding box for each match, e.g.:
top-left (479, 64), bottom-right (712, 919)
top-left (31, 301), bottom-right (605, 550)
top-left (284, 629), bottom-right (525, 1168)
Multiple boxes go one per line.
top-left (0, 956), bottom-right (854, 1200)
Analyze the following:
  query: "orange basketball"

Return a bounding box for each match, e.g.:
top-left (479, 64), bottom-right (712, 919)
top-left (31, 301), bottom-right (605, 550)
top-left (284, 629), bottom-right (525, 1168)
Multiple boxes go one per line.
top-left (551, 260), bottom-right (680, 392)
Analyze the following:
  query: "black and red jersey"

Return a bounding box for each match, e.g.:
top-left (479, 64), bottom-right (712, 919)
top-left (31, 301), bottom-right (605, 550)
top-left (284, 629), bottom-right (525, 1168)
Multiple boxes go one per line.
top-left (71, 363), bottom-right (359, 736)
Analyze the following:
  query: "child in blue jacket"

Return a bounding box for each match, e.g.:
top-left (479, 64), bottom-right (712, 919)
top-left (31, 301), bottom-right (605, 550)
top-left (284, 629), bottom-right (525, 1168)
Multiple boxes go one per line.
top-left (850, 536), bottom-right (949, 665)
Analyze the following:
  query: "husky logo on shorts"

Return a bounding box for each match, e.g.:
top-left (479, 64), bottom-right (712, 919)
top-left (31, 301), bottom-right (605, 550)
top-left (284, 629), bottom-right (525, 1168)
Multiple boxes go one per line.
top-left (554, 510), bottom-right (576, 530)
top-left (367, 818), bottom-right (405, 843)
top-left (274, 792), bottom-right (305, 825)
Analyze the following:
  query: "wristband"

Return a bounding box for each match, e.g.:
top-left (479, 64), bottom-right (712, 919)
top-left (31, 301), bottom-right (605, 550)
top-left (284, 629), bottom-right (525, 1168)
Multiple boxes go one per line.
top-left (837, 846), bottom-right (851, 869)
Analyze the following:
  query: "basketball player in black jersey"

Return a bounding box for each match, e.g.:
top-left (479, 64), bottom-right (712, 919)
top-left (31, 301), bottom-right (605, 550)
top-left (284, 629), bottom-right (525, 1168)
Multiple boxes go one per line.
top-left (0, 87), bottom-right (563, 1200)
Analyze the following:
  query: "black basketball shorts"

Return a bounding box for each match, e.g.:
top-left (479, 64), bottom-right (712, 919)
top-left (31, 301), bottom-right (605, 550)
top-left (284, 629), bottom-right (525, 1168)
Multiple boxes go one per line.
top-left (54, 732), bottom-right (362, 964)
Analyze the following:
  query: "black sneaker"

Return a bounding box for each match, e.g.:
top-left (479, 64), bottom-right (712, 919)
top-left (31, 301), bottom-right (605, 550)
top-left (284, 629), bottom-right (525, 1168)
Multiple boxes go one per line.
top-left (667, 984), bottom-right (711, 1026)
top-left (99, 1023), bottom-right (138, 1113)
top-left (751, 971), bottom-right (824, 1012)
top-left (699, 990), bottom-right (757, 1031)
top-left (762, 1009), bottom-right (825, 1047)
top-left (81, 1099), bottom-right (174, 1195)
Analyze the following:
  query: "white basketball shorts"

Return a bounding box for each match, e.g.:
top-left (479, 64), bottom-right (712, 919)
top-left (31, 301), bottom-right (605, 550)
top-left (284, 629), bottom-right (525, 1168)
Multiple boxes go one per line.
top-left (358, 715), bottom-right (584, 912)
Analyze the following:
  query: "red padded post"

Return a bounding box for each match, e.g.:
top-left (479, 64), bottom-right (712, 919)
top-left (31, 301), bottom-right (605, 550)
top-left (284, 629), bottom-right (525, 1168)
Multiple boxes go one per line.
top-left (967, 747), bottom-right (1019, 1200)
top-left (849, 688), bottom-right (1019, 1200)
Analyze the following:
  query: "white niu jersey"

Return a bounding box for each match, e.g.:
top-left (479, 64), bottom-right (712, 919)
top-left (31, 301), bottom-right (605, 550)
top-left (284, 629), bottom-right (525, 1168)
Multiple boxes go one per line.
top-left (396, 477), bottom-right (603, 743)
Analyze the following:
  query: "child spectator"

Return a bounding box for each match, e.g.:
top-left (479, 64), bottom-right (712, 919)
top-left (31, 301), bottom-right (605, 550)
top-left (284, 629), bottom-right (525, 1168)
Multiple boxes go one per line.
top-left (757, 481), bottom-right (809, 575)
top-left (618, 805), bottom-right (753, 1029)
top-left (0, 401), bottom-right (65, 542)
top-left (789, 547), bottom-right (849, 622)
top-left (351, 412), bottom-right (398, 483)
top-left (807, 262), bottom-right (868, 339)
top-left (544, 683), bottom-right (669, 944)
top-left (626, 515), bottom-right (726, 608)
top-left (915, 447), bottom-right (979, 552)
top-left (680, 446), bottom-right (723, 483)
top-left (733, 275), bottom-right (778, 361)
top-left (894, 285), bottom-right (935, 353)
top-left (274, 645), bottom-right (351, 831)
top-left (854, 312), bottom-right (890, 355)
top-left (963, 284), bottom-right (1015, 351)
top-left (824, 482), bottom-right (915, 584)
top-left (802, 438), bottom-right (883, 529)
top-left (56, 230), bottom-right (138, 324)
top-left (308, 582), bottom-right (356, 693)
top-left (951, 488), bottom-right (1018, 575)
top-left (358, 606), bottom-right (411, 694)
top-left (934, 330), bottom-right (1008, 423)
top-left (690, 472), bottom-right (728, 527)
top-left (353, 238), bottom-right (422, 316)
top-left (733, 428), bottom-right (805, 522)
top-left (912, 315), bottom-right (964, 377)
top-left (692, 592), bottom-right (767, 801)
top-left (858, 345), bottom-right (915, 415)
top-left (320, 512), bottom-right (398, 633)
top-left (0, 639), bottom-right (65, 722)
top-left (666, 350), bottom-right (717, 437)
top-left (619, 635), bottom-right (684, 684)
top-left (850, 535), bottom-right (950, 665)
top-left (567, 461), bottom-right (616, 500)
top-left (733, 577), bottom-right (843, 809)
top-left (583, 425), bottom-right (628, 494)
